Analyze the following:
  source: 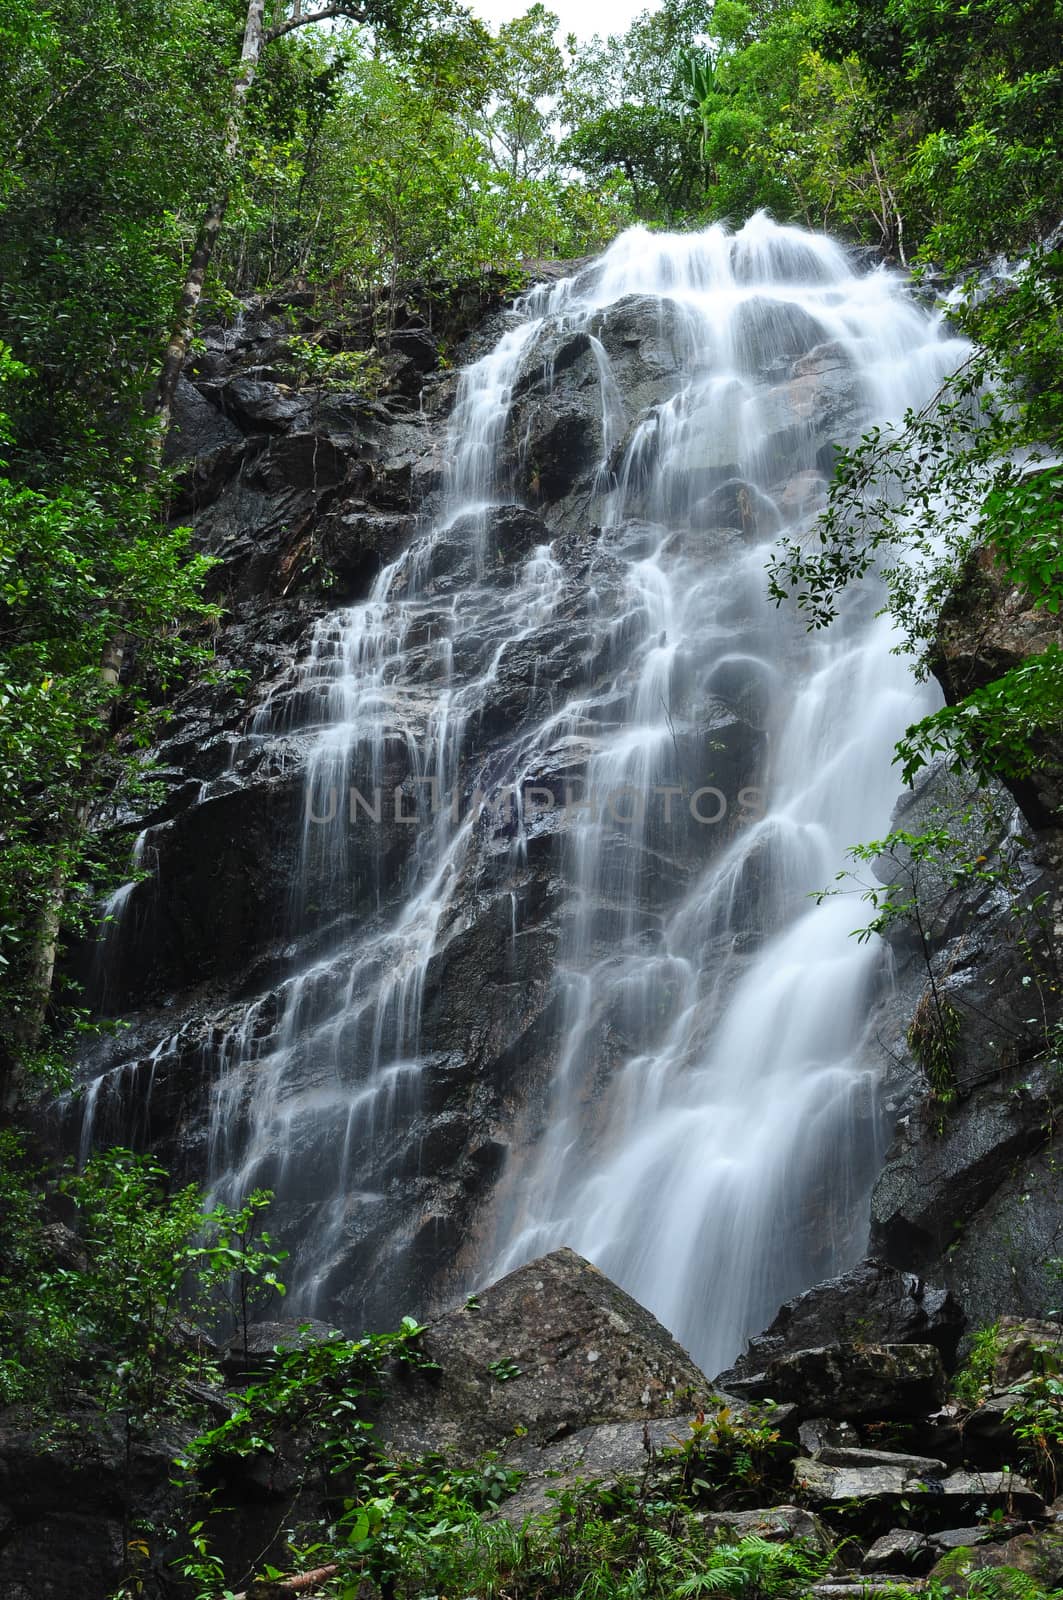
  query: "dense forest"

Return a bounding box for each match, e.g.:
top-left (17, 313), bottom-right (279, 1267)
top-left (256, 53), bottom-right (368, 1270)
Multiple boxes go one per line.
top-left (1, 0), bottom-right (1063, 1594)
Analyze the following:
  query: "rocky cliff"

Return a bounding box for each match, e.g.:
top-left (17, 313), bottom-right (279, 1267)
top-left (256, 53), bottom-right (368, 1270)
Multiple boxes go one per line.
top-left (57, 234), bottom-right (1063, 1361)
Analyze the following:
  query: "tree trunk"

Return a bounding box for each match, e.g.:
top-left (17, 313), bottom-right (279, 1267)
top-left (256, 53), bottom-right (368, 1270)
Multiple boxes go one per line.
top-left (150, 0), bottom-right (267, 451)
top-left (0, 856), bottom-right (65, 1116)
top-left (150, 0), bottom-right (368, 452)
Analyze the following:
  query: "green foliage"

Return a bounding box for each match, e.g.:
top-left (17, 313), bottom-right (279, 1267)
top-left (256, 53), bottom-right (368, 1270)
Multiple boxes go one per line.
top-left (0, 1137), bottom-right (282, 1414)
top-left (283, 334), bottom-right (383, 394)
top-left (822, 0), bottom-right (1063, 265)
top-left (907, 985), bottom-right (961, 1106)
top-left (195, 1188), bottom-right (288, 1353)
top-left (555, 0), bottom-right (1063, 257)
top-left (670, 1401), bottom-right (792, 1504)
top-left (1005, 1346), bottom-right (1063, 1497)
top-left (181, 1315), bottom-right (431, 1473)
top-left (300, 44), bottom-right (628, 307)
top-left (321, 1497), bottom-right (830, 1600)
top-left (0, 346), bottom-right (219, 1092)
top-left (895, 646), bottom-right (1063, 791)
top-left (953, 1322), bottom-right (1003, 1407)
top-left (0, 0), bottom-right (239, 471)
top-left (484, 3), bottom-right (567, 183)
top-left (487, 1355), bottom-right (523, 1381)
top-left (922, 1558), bottom-right (1063, 1600)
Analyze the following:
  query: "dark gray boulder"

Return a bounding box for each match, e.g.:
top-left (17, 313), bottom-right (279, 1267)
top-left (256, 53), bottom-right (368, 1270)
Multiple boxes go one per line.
top-left (223, 1317), bottom-right (344, 1376)
top-left (717, 1259), bottom-right (964, 1386)
top-left (216, 371), bottom-right (313, 432)
top-left (798, 1417), bottom-right (861, 1456)
top-left (165, 375), bottom-right (245, 461)
top-left (696, 1505), bottom-right (829, 1549)
top-left (372, 1247), bottom-right (713, 1460)
top-left (731, 1343), bottom-right (947, 1420)
top-left (863, 1529), bottom-right (933, 1573)
top-left (817, 1447), bottom-right (947, 1472)
top-left (794, 1457), bottom-right (1043, 1522)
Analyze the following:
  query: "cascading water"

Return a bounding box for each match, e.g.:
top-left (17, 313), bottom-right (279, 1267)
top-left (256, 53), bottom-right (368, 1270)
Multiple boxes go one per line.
top-left (468, 221), bottom-right (967, 1371)
top-left (73, 214), bottom-right (969, 1372)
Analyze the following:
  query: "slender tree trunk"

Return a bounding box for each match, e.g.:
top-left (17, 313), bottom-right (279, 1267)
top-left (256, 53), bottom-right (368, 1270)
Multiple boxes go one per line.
top-left (150, 0), bottom-right (367, 451)
top-left (0, 857), bottom-right (65, 1115)
top-left (153, 196), bottom-right (231, 447)
top-left (151, 0), bottom-right (267, 451)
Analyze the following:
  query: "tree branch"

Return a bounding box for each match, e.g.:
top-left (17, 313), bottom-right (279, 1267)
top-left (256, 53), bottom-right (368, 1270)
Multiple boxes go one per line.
top-left (264, 3), bottom-right (366, 43)
top-left (233, 1565), bottom-right (338, 1599)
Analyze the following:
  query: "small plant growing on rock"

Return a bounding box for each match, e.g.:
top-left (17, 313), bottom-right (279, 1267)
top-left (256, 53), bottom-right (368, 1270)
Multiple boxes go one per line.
top-left (487, 1356), bottom-right (523, 1382)
top-left (954, 1322), bottom-right (1003, 1407)
top-left (1004, 1352), bottom-right (1063, 1497)
top-left (670, 1401), bottom-right (790, 1505)
top-left (283, 334), bottom-right (383, 395)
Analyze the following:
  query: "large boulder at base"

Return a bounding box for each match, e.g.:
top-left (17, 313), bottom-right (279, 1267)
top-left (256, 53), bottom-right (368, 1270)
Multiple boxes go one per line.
top-left (372, 1248), bottom-right (713, 1460)
top-left (732, 1343), bottom-right (947, 1419)
top-left (717, 1260), bottom-right (964, 1386)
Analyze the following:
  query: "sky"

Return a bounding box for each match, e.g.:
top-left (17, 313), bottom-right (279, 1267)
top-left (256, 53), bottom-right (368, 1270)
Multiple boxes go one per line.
top-left (468, 0), bottom-right (657, 41)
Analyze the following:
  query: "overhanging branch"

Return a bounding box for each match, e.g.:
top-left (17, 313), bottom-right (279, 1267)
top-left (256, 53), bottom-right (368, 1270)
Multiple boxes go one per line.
top-left (264, 3), bottom-right (367, 42)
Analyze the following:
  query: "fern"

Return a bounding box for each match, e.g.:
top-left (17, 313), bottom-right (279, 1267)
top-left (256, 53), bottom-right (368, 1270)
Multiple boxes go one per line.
top-left (643, 1526), bottom-right (687, 1570)
top-left (966, 1570), bottom-right (1055, 1600)
top-left (674, 1570), bottom-right (745, 1596)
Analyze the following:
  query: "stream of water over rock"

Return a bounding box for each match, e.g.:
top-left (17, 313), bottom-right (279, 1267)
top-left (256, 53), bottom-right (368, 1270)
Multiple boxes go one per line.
top-left (75, 216), bottom-right (970, 1373)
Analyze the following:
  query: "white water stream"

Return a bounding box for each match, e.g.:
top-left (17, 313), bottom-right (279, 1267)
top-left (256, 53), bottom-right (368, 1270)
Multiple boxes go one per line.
top-left (466, 221), bottom-right (967, 1369)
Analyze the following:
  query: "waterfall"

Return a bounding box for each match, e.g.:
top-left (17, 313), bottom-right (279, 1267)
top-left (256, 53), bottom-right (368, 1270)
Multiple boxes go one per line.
top-left (73, 214), bottom-right (970, 1373)
top-left (467, 219), bottom-right (967, 1371)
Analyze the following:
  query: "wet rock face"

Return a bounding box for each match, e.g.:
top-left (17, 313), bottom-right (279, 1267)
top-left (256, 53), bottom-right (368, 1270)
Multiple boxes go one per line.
top-left (933, 528), bottom-right (1063, 835)
top-left (61, 248), bottom-right (1063, 1367)
top-left (858, 748), bottom-right (1063, 1333)
top-left (869, 1061), bottom-right (1060, 1282)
